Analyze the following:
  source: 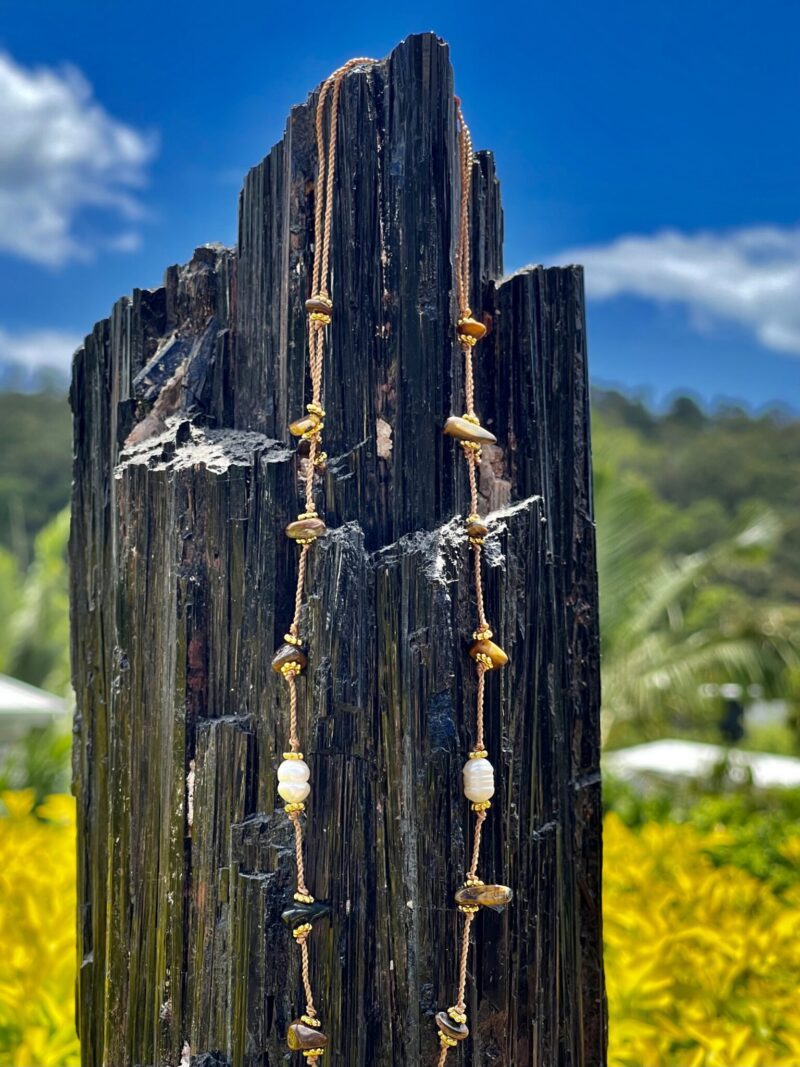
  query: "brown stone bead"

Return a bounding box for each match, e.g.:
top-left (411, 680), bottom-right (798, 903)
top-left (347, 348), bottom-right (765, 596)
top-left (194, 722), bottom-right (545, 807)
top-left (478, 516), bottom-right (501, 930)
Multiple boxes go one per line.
top-left (271, 643), bottom-right (307, 674)
top-left (289, 414), bottom-right (320, 437)
top-left (457, 317), bottom-right (487, 341)
top-left (469, 638), bottom-right (508, 668)
top-left (305, 296), bottom-right (333, 317)
top-left (467, 521), bottom-right (489, 539)
top-left (435, 1011), bottom-right (469, 1042)
top-left (287, 1019), bottom-right (329, 1052)
top-left (443, 416), bottom-right (497, 445)
top-left (286, 517), bottom-right (327, 542)
top-left (455, 883), bottom-right (513, 908)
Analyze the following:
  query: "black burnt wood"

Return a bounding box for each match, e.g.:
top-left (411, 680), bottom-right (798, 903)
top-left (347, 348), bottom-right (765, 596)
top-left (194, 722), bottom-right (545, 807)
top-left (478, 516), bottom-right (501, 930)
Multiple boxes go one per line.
top-left (70, 32), bottom-right (605, 1067)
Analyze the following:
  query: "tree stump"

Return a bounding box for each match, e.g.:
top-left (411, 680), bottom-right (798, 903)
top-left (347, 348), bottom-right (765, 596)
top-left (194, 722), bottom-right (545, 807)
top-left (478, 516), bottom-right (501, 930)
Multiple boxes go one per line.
top-left (70, 32), bottom-right (605, 1067)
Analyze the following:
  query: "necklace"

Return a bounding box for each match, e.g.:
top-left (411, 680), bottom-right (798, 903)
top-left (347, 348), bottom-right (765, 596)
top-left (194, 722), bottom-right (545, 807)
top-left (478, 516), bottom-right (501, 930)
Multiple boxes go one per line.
top-left (274, 59), bottom-right (509, 1064)
top-left (273, 57), bottom-right (377, 1062)
top-left (433, 99), bottom-right (512, 1064)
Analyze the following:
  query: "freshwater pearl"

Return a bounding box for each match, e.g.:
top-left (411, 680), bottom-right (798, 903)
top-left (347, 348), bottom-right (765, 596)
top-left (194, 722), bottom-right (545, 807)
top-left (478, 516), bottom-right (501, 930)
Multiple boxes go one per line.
top-left (278, 759), bottom-right (310, 783)
top-left (278, 780), bottom-right (311, 803)
top-left (462, 757), bottom-right (495, 803)
top-left (277, 758), bottom-right (311, 803)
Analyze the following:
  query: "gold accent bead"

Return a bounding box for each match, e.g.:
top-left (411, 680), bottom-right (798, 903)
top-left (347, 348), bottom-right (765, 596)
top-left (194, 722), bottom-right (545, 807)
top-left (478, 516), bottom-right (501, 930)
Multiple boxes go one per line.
top-left (458, 903), bottom-right (480, 914)
top-left (472, 626), bottom-right (493, 641)
top-left (471, 800), bottom-right (492, 811)
top-left (284, 801), bottom-right (306, 813)
top-left (464, 876), bottom-right (484, 887)
top-left (313, 451), bottom-right (328, 468)
top-left (468, 749), bottom-right (488, 759)
top-left (283, 751), bottom-right (304, 760)
top-left (462, 412), bottom-right (480, 424)
top-left (466, 513), bottom-right (480, 524)
top-left (284, 633), bottom-right (303, 646)
top-left (294, 891), bottom-right (315, 904)
top-left (280, 662), bottom-right (303, 679)
top-left (447, 1007), bottom-right (467, 1024)
top-left (438, 1032), bottom-right (458, 1048)
top-left (301, 1015), bottom-right (320, 1028)
top-left (307, 403), bottom-right (325, 417)
top-left (292, 922), bottom-right (313, 939)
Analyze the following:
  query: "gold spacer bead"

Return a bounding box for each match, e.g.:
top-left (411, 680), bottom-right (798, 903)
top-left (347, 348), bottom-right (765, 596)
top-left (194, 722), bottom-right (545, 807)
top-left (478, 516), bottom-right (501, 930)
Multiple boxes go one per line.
top-left (466, 513), bottom-right (480, 524)
top-left (283, 751), bottom-right (304, 760)
top-left (438, 1032), bottom-right (458, 1048)
top-left (468, 536), bottom-right (485, 545)
top-left (302, 1050), bottom-right (325, 1059)
top-left (294, 891), bottom-right (315, 904)
top-left (464, 877), bottom-right (484, 887)
top-left (471, 800), bottom-right (492, 812)
top-left (468, 749), bottom-right (488, 760)
top-left (301, 1014), bottom-right (320, 1028)
top-left (307, 403), bottom-right (325, 417)
top-left (447, 1007), bottom-right (467, 1024)
top-left (462, 413), bottom-right (480, 424)
top-left (284, 801), bottom-right (306, 813)
top-left (309, 312), bottom-right (332, 325)
top-left (280, 662), bottom-right (302, 678)
top-left (284, 633), bottom-right (303, 646)
top-left (314, 451), bottom-right (328, 467)
top-left (458, 904), bottom-right (480, 914)
top-left (473, 627), bottom-right (493, 641)
top-left (292, 922), bottom-right (313, 939)
top-left (475, 652), bottom-right (494, 669)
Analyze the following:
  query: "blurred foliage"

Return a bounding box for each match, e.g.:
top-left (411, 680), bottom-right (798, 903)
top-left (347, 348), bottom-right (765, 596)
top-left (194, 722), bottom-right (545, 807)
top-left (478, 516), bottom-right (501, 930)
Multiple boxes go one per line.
top-left (605, 773), bottom-right (800, 893)
top-left (0, 791), bottom-right (79, 1067)
top-left (0, 507), bottom-right (72, 805)
top-left (0, 390), bottom-right (71, 565)
top-left (0, 506), bottom-right (71, 696)
top-left (593, 391), bottom-right (800, 749)
top-left (604, 812), bottom-right (800, 1067)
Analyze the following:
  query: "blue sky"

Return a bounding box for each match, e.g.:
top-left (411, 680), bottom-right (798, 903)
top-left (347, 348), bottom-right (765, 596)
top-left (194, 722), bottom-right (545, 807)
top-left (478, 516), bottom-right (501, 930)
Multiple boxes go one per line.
top-left (1, 0), bottom-right (798, 407)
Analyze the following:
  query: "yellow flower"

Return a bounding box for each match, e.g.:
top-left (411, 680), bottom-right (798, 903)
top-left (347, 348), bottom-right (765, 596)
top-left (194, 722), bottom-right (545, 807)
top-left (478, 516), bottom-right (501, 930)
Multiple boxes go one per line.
top-left (0, 792), bottom-right (79, 1066)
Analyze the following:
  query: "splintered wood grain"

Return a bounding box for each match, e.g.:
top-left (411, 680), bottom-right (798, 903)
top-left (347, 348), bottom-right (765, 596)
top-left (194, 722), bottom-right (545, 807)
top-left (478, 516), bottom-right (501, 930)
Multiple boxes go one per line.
top-left (70, 31), bottom-right (605, 1067)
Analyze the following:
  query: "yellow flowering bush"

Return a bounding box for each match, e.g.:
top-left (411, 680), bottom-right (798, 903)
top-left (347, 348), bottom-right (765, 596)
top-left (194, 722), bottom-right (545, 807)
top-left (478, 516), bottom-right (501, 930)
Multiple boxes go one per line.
top-left (2, 790), bottom-right (800, 1067)
top-left (604, 812), bottom-right (800, 1067)
top-left (0, 791), bottom-right (79, 1067)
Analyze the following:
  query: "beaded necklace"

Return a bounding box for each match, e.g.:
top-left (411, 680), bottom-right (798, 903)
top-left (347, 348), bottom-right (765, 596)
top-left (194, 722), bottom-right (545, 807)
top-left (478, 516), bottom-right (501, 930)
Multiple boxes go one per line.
top-left (273, 57), bottom-right (377, 1062)
top-left (273, 60), bottom-right (509, 1064)
top-left (433, 100), bottom-right (512, 1063)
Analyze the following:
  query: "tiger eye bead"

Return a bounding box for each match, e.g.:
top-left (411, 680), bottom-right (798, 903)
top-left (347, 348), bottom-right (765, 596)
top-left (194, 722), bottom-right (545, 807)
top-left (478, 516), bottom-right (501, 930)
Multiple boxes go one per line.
top-left (436, 1011), bottom-right (469, 1042)
top-left (457, 317), bottom-right (487, 344)
top-left (271, 643), bottom-right (308, 673)
top-left (281, 900), bottom-right (331, 931)
top-left (287, 1019), bottom-right (329, 1052)
top-left (286, 517), bottom-right (327, 542)
top-left (469, 638), bottom-right (508, 669)
top-left (455, 884), bottom-right (513, 909)
top-left (467, 520), bottom-right (489, 539)
top-left (443, 415), bottom-right (497, 445)
top-left (289, 414), bottom-right (320, 437)
top-left (305, 295), bottom-right (333, 321)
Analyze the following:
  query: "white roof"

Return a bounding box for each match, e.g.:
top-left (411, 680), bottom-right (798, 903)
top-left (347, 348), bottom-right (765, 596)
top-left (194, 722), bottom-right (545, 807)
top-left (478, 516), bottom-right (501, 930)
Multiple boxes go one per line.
top-left (0, 674), bottom-right (67, 717)
top-left (605, 738), bottom-right (800, 790)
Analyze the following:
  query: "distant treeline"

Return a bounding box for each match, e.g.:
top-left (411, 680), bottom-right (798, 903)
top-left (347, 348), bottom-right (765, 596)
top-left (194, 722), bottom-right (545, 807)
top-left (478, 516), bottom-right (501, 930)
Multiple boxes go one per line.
top-left (1, 385), bottom-right (799, 587)
top-left (592, 390), bottom-right (800, 603)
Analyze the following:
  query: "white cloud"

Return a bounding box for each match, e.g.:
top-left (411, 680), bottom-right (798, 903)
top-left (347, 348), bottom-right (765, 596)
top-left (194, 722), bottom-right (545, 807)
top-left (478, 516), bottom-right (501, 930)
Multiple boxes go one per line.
top-left (555, 225), bottom-right (800, 356)
top-left (0, 327), bottom-right (81, 369)
top-left (0, 52), bottom-right (156, 266)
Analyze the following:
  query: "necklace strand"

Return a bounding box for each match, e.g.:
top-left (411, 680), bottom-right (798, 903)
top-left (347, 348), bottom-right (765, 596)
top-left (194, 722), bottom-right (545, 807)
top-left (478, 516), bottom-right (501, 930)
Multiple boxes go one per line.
top-left (434, 99), bottom-right (511, 1065)
top-left (274, 57), bottom-right (377, 1061)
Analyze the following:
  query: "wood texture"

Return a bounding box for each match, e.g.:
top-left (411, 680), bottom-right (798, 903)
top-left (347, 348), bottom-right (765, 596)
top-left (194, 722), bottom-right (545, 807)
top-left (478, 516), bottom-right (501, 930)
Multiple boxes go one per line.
top-left (70, 32), bottom-right (605, 1067)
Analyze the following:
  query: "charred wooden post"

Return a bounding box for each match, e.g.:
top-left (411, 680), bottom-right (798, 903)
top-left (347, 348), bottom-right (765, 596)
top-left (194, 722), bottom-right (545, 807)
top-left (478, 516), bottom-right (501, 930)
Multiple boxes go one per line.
top-left (70, 32), bottom-right (605, 1067)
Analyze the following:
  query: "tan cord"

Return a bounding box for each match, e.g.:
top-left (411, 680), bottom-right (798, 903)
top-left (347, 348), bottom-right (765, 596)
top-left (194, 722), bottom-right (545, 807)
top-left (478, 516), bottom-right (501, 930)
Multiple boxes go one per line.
top-left (278, 56), bottom-right (377, 1054)
top-left (437, 98), bottom-right (506, 1066)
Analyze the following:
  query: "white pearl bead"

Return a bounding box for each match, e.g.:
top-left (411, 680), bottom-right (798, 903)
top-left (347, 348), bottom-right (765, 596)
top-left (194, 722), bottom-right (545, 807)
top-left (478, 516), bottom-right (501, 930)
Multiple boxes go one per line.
top-left (278, 780), bottom-right (311, 803)
top-left (277, 759), bottom-right (310, 783)
top-left (462, 757), bottom-right (495, 802)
